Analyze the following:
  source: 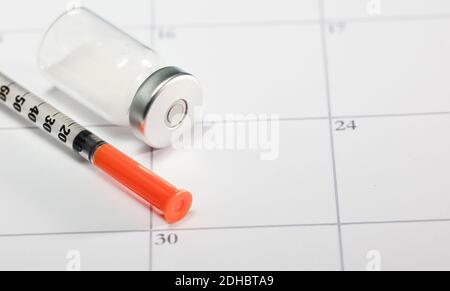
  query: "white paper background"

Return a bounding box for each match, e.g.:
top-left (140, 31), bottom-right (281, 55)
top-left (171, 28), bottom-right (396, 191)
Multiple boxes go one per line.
top-left (0, 0), bottom-right (449, 271)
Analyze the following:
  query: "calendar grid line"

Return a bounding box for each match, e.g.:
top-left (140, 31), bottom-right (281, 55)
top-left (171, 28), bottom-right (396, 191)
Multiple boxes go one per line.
top-left (1, 110), bottom-right (449, 131)
top-left (0, 229), bottom-right (150, 238)
top-left (342, 218), bottom-right (450, 226)
top-left (1, 11), bottom-right (450, 36)
top-left (200, 110), bottom-right (450, 124)
top-left (149, 0), bottom-right (157, 272)
top-left (326, 13), bottom-right (450, 24)
top-left (0, 26), bottom-right (154, 35)
top-left (333, 111), bottom-right (450, 120)
top-left (1, 217), bottom-right (450, 239)
top-left (153, 223), bottom-right (338, 232)
top-left (319, 0), bottom-right (345, 271)
top-left (153, 218), bottom-right (450, 231)
top-left (149, 147), bottom-right (154, 272)
top-left (150, 19), bottom-right (320, 30)
top-left (150, 13), bottom-right (450, 29)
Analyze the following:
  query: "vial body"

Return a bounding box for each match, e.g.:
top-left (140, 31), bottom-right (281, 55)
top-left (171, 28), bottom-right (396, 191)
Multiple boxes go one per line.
top-left (38, 8), bottom-right (202, 148)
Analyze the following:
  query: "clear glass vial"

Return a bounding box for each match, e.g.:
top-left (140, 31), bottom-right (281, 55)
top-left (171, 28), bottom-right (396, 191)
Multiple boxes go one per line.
top-left (38, 7), bottom-right (202, 148)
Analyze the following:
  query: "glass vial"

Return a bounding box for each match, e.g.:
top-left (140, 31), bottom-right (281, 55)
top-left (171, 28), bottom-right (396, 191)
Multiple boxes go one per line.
top-left (38, 7), bottom-right (202, 148)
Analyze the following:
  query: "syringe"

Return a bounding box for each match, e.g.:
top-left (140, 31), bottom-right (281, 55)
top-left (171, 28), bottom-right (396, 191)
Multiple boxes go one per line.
top-left (0, 72), bottom-right (192, 223)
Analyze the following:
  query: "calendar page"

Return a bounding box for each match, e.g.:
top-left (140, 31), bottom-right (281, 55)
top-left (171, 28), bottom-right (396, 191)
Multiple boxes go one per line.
top-left (0, 0), bottom-right (449, 271)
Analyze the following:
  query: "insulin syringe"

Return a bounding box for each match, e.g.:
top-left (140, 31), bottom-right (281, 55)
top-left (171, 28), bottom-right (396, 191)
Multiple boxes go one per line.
top-left (0, 72), bottom-right (192, 223)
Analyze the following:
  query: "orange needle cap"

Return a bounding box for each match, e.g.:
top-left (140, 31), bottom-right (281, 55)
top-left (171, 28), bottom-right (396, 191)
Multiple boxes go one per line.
top-left (92, 144), bottom-right (192, 223)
